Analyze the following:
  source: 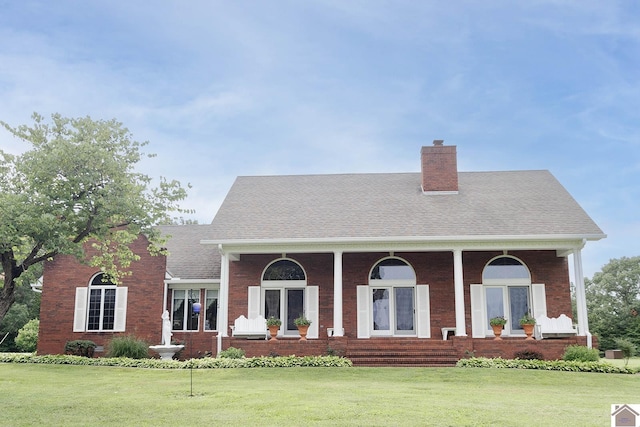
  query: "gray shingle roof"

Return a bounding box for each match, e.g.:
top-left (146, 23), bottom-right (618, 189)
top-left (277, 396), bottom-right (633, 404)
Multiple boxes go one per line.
top-left (209, 171), bottom-right (604, 241)
top-left (157, 225), bottom-right (220, 280)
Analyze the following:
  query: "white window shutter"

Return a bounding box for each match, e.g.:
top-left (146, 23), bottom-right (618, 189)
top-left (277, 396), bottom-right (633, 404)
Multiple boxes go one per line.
top-left (247, 286), bottom-right (260, 319)
top-left (416, 285), bottom-right (431, 338)
top-left (470, 285), bottom-right (486, 338)
top-left (73, 287), bottom-right (88, 332)
top-left (356, 286), bottom-right (370, 339)
top-left (113, 287), bottom-right (128, 332)
top-left (531, 283), bottom-right (547, 319)
top-left (305, 286), bottom-right (319, 339)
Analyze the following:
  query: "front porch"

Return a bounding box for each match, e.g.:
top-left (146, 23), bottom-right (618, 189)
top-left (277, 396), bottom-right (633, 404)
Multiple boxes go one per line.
top-left (221, 335), bottom-right (592, 366)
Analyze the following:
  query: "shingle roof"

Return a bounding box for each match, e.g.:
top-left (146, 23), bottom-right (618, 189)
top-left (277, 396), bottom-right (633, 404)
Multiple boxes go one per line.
top-left (156, 224), bottom-right (220, 280)
top-left (209, 171), bottom-right (604, 241)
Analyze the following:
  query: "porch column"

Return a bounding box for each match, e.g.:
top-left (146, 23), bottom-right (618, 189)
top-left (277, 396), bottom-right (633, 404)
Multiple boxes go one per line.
top-left (573, 245), bottom-right (592, 347)
top-left (453, 249), bottom-right (467, 336)
top-left (333, 250), bottom-right (344, 337)
top-left (218, 247), bottom-right (230, 338)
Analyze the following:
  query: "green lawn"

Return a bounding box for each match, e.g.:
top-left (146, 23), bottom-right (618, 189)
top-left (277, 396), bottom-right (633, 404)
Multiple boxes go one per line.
top-left (0, 364), bottom-right (638, 426)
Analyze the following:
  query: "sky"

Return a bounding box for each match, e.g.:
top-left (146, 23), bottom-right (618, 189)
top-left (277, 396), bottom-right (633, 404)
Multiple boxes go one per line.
top-left (0, 1), bottom-right (638, 279)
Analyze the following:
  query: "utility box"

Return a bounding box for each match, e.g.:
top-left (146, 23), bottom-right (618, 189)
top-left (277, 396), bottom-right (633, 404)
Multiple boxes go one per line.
top-left (605, 349), bottom-right (623, 359)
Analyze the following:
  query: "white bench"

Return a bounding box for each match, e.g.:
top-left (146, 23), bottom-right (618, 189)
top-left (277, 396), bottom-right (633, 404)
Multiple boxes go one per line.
top-left (230, 315), bottom-right (268, 340)
top-left (441, 327), bottom-right (456, 341)
top-left (534, 314), bottom-right (577, 339)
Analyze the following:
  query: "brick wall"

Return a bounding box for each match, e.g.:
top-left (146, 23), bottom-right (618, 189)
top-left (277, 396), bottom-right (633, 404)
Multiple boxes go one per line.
top-left (421, 144), bottom-right (459, 192)
top-left (38, 235), bottom-right (166, 355)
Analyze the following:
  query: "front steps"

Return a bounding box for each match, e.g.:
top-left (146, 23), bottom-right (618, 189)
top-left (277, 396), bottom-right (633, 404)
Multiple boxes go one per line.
top-left (346, 338), bottom-right (459, 367)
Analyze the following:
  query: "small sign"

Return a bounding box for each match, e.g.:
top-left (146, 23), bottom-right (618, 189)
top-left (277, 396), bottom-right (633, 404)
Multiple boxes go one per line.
top-left (612, 404), bottom-right (640, 427)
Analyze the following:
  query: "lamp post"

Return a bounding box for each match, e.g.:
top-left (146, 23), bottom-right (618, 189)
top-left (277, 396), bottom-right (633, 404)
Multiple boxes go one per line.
top-left (190, 302), bottom-right (201, 397)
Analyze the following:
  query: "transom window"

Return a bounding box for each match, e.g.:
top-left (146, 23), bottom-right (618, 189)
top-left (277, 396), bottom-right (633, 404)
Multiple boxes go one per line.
top-left (482, 256), bottom-right (531, 335)
top-left (369, 257), bottom-right (417, 336)
top-left (88, 273), bottom-right (116, 331)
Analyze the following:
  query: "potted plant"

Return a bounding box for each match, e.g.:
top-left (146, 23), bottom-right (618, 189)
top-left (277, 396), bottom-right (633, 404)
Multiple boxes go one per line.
top-left (519, 312), bottom-right (536, 340)
top-left (489, 316), bottom-right (507, 340)
top-left (266, 316), bottom-right (281, 340)
top-left (294, 315), bottom-right (311, 340)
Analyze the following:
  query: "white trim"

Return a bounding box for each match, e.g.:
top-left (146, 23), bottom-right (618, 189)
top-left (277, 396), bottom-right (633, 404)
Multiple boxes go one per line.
top-left (306, 286), bottom-right (319, 339)
top-left (470, 285), bottom-right (485, 338)
top-left (356, 286), bottom-right (370, 339)
top-left (416, 285), bottom-right (431, 338)
top-left (113, 287), bottom-right (128, 332)
top-left (73, 287), bottom-right (88, 332)
top-left (333, 251), bottom-right (344, 337)
top-left (165, 279), bottom-right (220, 285)
top-left (167, 282), bottom-right (220, 290)
top-left (453, 250), bottom-right (467, 336)
top-left (573, 246), bottom-right (591, 344)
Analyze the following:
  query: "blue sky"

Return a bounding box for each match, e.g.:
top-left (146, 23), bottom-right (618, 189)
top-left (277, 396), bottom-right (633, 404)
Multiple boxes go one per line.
top-left (0, 1), bottom-right (638, 278)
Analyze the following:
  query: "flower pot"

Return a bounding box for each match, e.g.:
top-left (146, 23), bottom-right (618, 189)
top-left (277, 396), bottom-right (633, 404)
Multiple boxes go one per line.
top-left (522, 323), bottom-right (535, 340)
top-left (491, 324), bottom-right (504, 340)
top-left (268, 325), bottom-right (279, 341)
top-left (297, 324), bottom-right (309, 340)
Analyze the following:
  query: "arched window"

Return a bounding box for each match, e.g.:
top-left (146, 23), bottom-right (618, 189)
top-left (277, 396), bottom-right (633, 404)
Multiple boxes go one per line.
top-left (73, 272), bottom-right (128, 333)
top-left (368, 257), bottom-right (417, 336)
top-left (482, 256), bottom-right (531, 335)
top-left (261, 259), bottom-right (308, 335)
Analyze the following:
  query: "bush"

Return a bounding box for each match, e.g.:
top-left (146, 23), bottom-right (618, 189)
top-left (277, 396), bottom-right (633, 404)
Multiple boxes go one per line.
top-left (562, 345), bottom-right (600, 362)
top-left (107, 335), bottom-right (149, 359)
top-left (614, 338), bottom-right (636, 367)
top-left (456, 357), bottom-right (637, 374)
top-left (64, 340), bottom-right (97, 357)
top-left (513, 349), bottom-right (544, 360)
top-left (14, 319), bottom-right (39, 352)
top-left (218, 347), bottom-right (245, 359)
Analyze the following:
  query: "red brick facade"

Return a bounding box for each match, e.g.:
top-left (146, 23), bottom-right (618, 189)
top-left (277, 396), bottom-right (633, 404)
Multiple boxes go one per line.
top-left (421, 143), bottom-right (459, 192)
top-left (38, 235), bottom-right (166, 355)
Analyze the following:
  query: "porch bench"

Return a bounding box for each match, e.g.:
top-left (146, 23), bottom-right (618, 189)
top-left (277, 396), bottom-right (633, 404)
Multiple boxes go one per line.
top-left (534, 314), bottom-right (577, 339)
top-left (230, 315), bottom-right (268, 340)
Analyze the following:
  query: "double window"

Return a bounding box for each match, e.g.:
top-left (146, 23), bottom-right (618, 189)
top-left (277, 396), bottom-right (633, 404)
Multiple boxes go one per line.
top-left (73, 273), bottom-right (128, 332)
top-left (470, 256), bottom-right (542, 337)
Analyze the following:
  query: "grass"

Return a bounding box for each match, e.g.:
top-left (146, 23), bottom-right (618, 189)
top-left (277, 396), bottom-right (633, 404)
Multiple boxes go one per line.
top-left (603, 356), bottom-right (640, 369)
top-left (0, 363), bottom-right (638, 426)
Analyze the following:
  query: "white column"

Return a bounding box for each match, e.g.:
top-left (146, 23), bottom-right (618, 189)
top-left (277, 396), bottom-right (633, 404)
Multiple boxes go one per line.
top-left (218, 246), bottom-right (230, 338)
top-left (453, 249), bottom-right (467, 336)
top-left (333, 250), bottom-right (344, 337)
top-left (573, 245), bottom-right (592, 347)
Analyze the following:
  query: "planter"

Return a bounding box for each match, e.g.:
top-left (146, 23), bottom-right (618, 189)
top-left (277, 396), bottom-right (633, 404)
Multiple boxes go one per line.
top-left (297, 324), bottom-right (309, 340)
top-left (268, 325), bottom-right (280, 341)
top-left (491, 324), bottom-right (504, 340)
top-left (522, 323), bottom-right (535, 340)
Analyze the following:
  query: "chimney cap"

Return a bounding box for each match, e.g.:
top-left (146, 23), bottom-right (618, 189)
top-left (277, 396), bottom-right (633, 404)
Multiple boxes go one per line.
top-left (433, 140), bottom-right (444, 146)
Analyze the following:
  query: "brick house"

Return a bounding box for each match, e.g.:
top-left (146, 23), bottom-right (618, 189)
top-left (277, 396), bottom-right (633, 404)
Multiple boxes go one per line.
top-left (38, 142), bottom-right (605, 364)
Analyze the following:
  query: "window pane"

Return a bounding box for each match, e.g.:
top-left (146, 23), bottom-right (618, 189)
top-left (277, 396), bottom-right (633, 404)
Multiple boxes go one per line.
top-left (372, 289), bottom-right (390, 331)
top-left (172, 290), bottom-right (185, 330)
top-left (371, 259), bottom-right (415, 280)
top-left (264, 289), bottom-right (281, 321)
top-left (187, 290), bottom-right (200, 331)
top-left (509, 287), bottom-right (529, 331)
top-left (263, 260), bottom-right (305, 280)
top-left (485, 287), bottom-right (504, 327)
top-left (483, 257), bottom-right (529, 280)
top-left (205, 290), bottom-right (218, 331)
top-left (286, 289), bottom-right (304, 331)
top-left (87, 289), bottom-right (102, 330)
top-left (102, 288), bottom-right (116, 330)
top-left (395, 287), bottom-right (414, 332)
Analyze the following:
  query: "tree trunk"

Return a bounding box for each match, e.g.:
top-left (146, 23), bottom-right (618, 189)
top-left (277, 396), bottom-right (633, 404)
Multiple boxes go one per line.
top-left (0, 254), bottom-right (19, 323)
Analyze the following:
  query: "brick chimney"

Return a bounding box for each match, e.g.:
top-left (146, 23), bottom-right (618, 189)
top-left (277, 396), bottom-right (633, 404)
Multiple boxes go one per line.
top-left (421, 140), bottom-right (459, 193)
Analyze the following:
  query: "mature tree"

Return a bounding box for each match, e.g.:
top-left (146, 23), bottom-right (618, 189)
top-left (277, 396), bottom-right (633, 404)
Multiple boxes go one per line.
top-left (586, 256), bottom-right (640, 350)
top-left (0, 113), bottom-right (190, 323)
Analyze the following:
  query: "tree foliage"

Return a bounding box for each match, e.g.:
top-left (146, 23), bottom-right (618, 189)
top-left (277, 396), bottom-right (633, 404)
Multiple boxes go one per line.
top-left (0, 113), bottom-right (190, 322)
top-left (586, 256), bottom-right (640, 350)
top-left (14, 318), bottom-right (39, 352)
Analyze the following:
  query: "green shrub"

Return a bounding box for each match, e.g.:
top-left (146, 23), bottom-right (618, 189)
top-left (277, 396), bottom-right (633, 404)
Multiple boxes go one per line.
top-left (218, 346), bottom-right (246, 359)
top-left (14, 319), bottom-right (39, 352)
top-left (64, 340), bottom-right (97, 357)
top-left (562, 345), bottom-right (600, 362)
top-left (456, 357), bottom-right (637, 374)
top-left (513, 349), bottom-right (544, 360)
top-left (107, 335), bottom-right (149, 359)
top-left (613, 338), bottom-right (636, 367)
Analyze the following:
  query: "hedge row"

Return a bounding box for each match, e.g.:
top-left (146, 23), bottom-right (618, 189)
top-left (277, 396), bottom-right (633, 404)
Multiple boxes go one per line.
top-left (456, 357), bottom-right (639, 374)
top-left (0, 353), bottom-right (352, 369)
